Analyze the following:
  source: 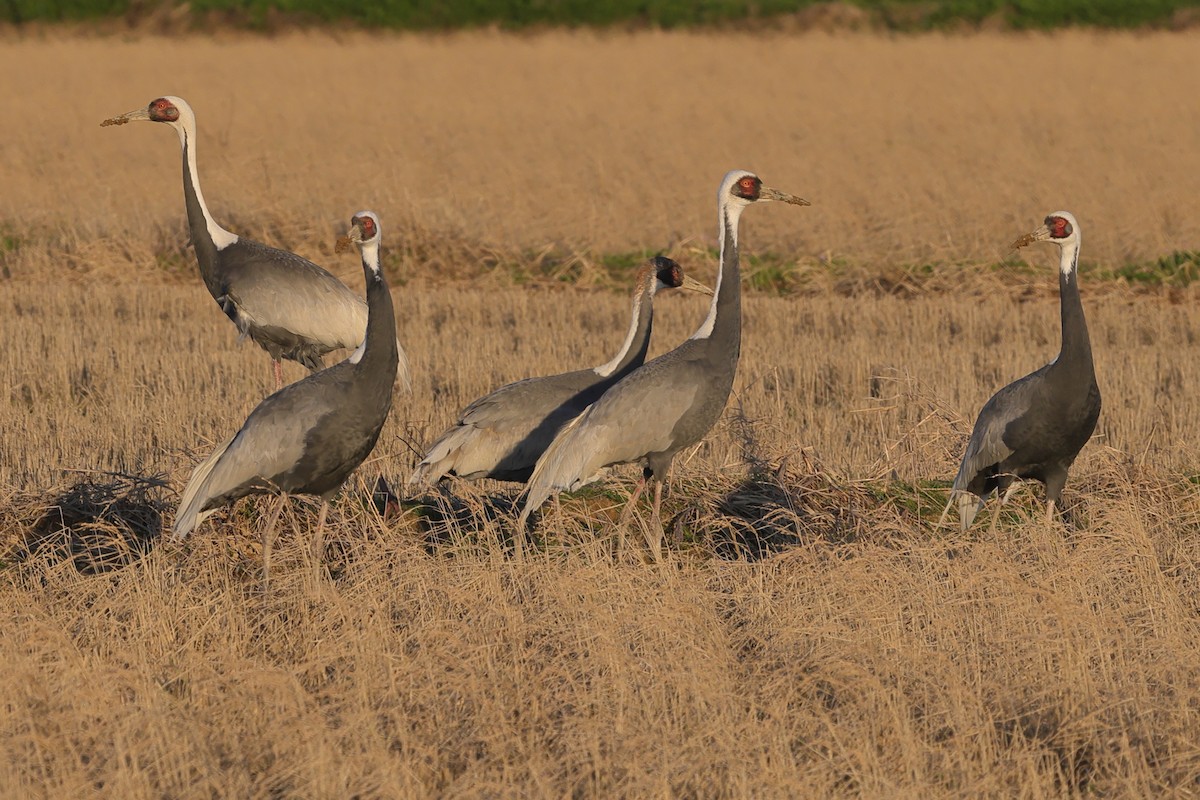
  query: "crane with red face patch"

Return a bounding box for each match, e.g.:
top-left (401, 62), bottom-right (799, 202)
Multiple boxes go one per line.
top-left (517, 170), bottom-right (809, 559)
top-left (174, 211), bottom-right (400, 578)
top-left (946, 211), bottom-right (1101, 530)
top-left (102, 96), bottom-right (410, 393)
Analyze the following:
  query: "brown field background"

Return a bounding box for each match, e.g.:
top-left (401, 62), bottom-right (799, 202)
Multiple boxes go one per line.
top-left (1, 29), bottom-right (1200, 797)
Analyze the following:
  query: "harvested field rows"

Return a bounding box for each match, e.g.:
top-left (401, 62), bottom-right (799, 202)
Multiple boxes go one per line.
top-left (1, 29), bottom-right (1199, 798)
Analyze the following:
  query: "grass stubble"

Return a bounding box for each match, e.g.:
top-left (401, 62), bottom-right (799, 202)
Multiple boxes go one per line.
top-left (0, 28), bottom-right (1199, 799)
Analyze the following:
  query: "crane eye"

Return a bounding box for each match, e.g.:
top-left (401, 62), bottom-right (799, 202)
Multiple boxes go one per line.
top-left (734, 176), bottom-right (761, 200)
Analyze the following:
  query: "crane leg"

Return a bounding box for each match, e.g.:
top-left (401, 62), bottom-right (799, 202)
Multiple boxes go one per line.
top-left (311, 500), bottom-right (329, 577)
top-left (616, 475), bottom-right (648, 560)
top-left (261, 493), bottom-right (288, 588)
top-left (273, 360), bottom-right (284, 392)
top-left (642, 480), bottom-right (664, 563)
top-left (513, 506), bottom-right (527, 562)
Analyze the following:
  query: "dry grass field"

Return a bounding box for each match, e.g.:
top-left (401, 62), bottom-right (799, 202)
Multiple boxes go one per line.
top-left (1, 28), bottom-right (1200, 798)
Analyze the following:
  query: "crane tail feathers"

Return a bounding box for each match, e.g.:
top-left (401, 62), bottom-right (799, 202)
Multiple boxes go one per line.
top-left (394, 339), bottom-right (412, 394)
top-left (174, 432), bottom-right (238, 540)
top-left (520, 411), bottom-right (595, 526)
top-left (409, 425), bottom-right (472, 486)
top-left (407, 462), bottom-right (435, 486)
top-left (957, 491), bottom-right (983, 531)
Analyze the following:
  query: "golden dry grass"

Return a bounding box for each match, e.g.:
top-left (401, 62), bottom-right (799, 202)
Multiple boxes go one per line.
top-left (3, 28), bottom-right (1200, 276)
top-left (1, 29), bottom-right (1200, 798)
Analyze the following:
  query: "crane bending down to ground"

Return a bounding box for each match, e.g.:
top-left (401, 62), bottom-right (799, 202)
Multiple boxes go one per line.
top-left (947, 211), bottom-right (1101, 530)
top-left (518, 170), bottom-right (808, 558)
top-left (103, 97), bottom-right (409, 392)
top-left (173, 211), bottom-right (400, 575)
top-left (409, 256), bottom-right (711, 485)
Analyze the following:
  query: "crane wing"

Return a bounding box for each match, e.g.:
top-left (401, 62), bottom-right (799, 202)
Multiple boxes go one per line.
top-left (519, 356), bottom-right (703, 525)
top-left (221, 239), bottom-right (369, 352)
top-left (952, 369), bottom-right (1045, 493)
top-left (172, 386), bottom-right (337, 539)
top-left (410, 369), bottom-right (600, 484)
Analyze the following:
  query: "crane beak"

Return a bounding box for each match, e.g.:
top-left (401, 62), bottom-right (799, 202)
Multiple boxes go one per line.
top-left (760, 187), bottom-right (811, 206)
top-left (335, 219), bottom-right (366, 253)
top-left (680, 275), bottom-right (714, 296)
top-left (100, 107), bottom-right (151, 127)
top-left (1011, 224), bottom-right (1052, 250)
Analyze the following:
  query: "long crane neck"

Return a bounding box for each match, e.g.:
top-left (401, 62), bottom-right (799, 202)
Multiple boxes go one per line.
top-left (353, 241), bottom-right (400, 379)
top-left (1055, 239), bottom-right (1094, 377)
top-left (593, 268), bottom-right (656, 378)
top-left (690, 199), bottom-right (743, 367)
top-left (174, 119), bottom-right (237, 294)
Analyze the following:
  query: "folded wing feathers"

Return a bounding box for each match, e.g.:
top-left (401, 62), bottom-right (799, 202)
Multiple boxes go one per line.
top-left (409, 424), bottom-right (476, 485)
top-left (519, 410), bottom-right (596, 527)
top-left (173, 431), bottom-right (239, 540)
top-left (394, 338), bottom-right (412, 393)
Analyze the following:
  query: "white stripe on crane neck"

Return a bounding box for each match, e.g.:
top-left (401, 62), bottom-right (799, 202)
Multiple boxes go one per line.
top-left (346, 239), bottom-right (382, 366)
top-left (1059, 238), bottom-right (1080, 277)
top-left (175, 120), bottom-right (238, 251)
top-left (360, 240), bottom-right (382, 276)
top-left (690, 200), bottom-right (744, 340)
top-left (593, 278), bottom-right (651, 377)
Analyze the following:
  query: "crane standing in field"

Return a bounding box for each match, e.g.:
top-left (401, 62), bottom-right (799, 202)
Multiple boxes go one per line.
top-left (948, 211), bottom-right (1101, 530)
top-left (409, 256), bottom-right (712, 485)
top-left (518, 170), bottom-right (808, 558)
top-left (102, 96), bottom-right (409, 392)
top-left (173, 211), bottom-right (399, 576)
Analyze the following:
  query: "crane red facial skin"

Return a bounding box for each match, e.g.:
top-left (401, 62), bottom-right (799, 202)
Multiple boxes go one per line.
top-left (734, 175), bottom-right (762, 201)
top-left (149, 97), bottom-right (180, 123)
top-left (356, 215), bottom-right (377, 240)
top-left (1047, 215), bottom-right (1073, 239)
top-left (665, 262), bottom-right (683, 287)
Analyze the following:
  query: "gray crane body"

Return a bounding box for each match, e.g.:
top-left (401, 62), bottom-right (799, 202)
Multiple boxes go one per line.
top-left (173, 212), bottom-right (399, 539)
top-left (952, 212), bottom-right (1101, 528)
top-left (104, 97), bottom-right (409, 389)
top-left (410, 258), bottom-right (708, 484)
top-left (519, 171), bottom-right (808, 532)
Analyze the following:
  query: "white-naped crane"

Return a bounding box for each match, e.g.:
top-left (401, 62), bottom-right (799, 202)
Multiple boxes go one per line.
top-left (409, 256), bottom-right (712, 485)
top-left (173, 211), bottom-right (399, 576)
top-left (517, 170), bottom-right (808, 558)
top-left (946, 211), bottom-right (1101, 530)
top-left (102, 96), bottom-right (410, 392)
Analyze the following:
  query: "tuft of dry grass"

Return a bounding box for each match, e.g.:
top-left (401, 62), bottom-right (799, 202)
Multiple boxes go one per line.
top-left (1, 29), bottom-right (1200, 798)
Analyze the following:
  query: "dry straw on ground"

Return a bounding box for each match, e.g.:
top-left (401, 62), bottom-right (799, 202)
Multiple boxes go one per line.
top-left (1, 29), bottom-right (1199, 798)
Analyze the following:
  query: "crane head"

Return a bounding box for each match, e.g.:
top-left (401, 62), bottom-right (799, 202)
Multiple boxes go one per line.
top-left (101, 96), bottom-right (191, 129)
top-left (337, 211), bottom-right (382, 253)
top-left (651, 255), bottom-right (713, 296)
top-left (1011, 211), bottom-right (1080, 250)
top-left (720, 170), bottom-right (810, 209)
